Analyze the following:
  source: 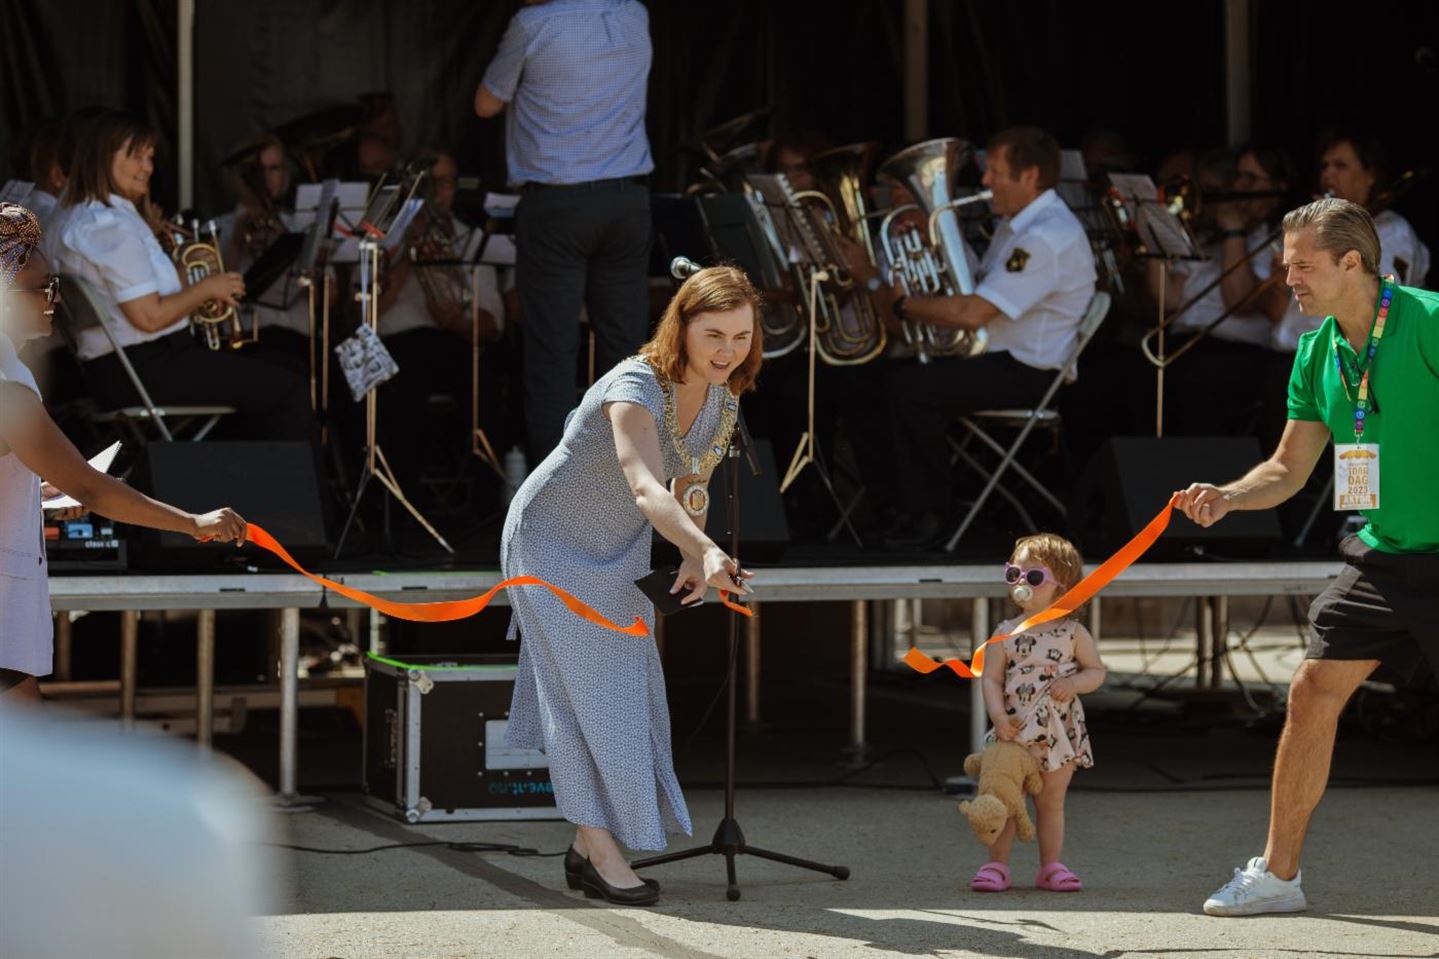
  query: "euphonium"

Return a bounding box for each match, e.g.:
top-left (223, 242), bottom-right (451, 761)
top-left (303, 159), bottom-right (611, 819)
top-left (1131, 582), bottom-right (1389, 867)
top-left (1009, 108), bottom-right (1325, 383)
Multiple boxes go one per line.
top-left (877, 138), bottom-right (990, 360)
top-left (409, 209), bottom-right (474, 318)
top-left (176, 219), bottom-right (248, 351)
top-left (790, 143), bottom-right (887, 365)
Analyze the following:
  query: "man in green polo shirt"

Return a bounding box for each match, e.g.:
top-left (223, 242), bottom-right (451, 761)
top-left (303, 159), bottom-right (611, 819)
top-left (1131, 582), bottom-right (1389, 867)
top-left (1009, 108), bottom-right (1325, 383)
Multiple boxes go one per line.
top-left (1175, 197), bottom-right (1439, 917)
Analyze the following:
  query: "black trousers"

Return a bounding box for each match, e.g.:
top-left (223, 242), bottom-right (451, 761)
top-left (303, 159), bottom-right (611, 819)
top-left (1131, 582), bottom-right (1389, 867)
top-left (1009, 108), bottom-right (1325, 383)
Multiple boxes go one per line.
top-left (515, 179), bottom-right (651, 462)
top-left (81, 330), bottom-right (314, 442)
top-left (852, 352), bottom-right (1053, 516)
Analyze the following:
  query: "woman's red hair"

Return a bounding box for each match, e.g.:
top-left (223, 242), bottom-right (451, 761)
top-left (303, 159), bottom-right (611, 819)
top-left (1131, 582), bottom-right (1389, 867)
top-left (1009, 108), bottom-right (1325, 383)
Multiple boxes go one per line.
top-left (639, 265), bottom-right (764, 394)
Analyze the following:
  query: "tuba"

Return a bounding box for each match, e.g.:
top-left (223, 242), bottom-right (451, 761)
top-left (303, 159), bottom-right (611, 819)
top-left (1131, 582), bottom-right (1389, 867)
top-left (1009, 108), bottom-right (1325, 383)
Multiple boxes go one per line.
top-left (176, 219), bottom-right (250, 350)
top-left (877, 138), bottom-right (990, 360)
top-left (788, 143), bottom-right (888, 365)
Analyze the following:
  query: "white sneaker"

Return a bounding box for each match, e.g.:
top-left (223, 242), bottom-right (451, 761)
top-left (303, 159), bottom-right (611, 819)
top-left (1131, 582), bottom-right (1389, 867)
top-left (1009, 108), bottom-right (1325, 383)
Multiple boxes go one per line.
top-left (1203, 856), bottom-right (1307, 916)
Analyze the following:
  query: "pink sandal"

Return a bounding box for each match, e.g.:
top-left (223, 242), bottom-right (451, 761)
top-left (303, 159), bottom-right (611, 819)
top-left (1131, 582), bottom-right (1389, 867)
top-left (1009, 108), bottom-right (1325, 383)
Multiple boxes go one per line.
top-left (970, 861), bottom-right (1011, 892)
top-left (1035, 862), bottom-right (1082, 892)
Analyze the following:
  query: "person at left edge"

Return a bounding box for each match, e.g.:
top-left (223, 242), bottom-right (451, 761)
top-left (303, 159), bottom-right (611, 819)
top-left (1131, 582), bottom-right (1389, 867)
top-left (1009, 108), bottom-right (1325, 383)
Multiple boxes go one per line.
top-left (500, 267), bottom-right (759, 906)
top-left (0, 203), bottom-right (247, 706)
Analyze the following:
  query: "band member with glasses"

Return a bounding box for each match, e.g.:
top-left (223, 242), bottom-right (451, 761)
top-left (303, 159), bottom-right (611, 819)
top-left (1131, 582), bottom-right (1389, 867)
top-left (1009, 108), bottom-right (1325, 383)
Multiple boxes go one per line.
top-left (476, 0), bottom-right (655, 463)
top-left (49, 113), bottom-right (312, 442)
top-left (845, 126), bottom-right (1097, 549)
top-left (374, 149), bottom-right (505, 500)
top-left (0, 203), bottom-right (246, 705)
top-left (1148, 147), bottom-right (1292, 436)
top-left (1178, 198), bottom-right (1439, 917)
top-left (1272, 132), bottom-right (1430, 352)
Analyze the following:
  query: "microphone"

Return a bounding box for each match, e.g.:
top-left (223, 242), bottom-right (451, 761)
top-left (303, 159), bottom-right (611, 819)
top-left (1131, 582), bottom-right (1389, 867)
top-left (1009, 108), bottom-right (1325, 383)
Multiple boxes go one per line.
top-left (670, 256), bottom-right (703, 279)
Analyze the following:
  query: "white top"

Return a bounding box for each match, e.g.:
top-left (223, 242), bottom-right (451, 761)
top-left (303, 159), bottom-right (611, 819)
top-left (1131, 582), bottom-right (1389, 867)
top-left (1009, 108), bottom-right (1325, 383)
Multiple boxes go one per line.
top-left (1171, 223), bottom-right (1276, 348)
top-left (52, 195), bottom-right (189, 361)
top-left (1271, 209), bottom-right (1432, 352)
top-left (975, 188), bottom-right (1098, 374)
top-left (27, 190), bottom-right (59, 232)
top-left (379, 229), bottom-right (504, 340)
top-left (0, 330), bottom-right (52, 677)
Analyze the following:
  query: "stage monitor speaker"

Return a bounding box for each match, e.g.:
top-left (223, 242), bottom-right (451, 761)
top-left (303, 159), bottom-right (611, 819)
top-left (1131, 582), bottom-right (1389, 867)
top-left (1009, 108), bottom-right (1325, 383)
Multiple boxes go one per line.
top-left (1070, 436), bottom-right (1281, 558)
top-left (130, 441), bottom-right (329, 570)
top-left (652, 437), bottom-right (789, 566)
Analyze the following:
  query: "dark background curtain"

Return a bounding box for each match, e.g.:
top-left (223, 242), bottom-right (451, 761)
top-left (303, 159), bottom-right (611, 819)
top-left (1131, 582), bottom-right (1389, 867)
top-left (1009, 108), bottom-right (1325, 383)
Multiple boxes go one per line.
top-left (2, 0), bottom-right (1435, 239)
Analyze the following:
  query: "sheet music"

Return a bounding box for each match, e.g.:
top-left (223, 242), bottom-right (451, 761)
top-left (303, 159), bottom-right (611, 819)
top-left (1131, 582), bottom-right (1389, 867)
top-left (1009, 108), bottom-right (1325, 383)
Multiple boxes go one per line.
top-left (483, 193), bottom-right (520, 218)
top-left (43, 441), bottom-right (121, 510)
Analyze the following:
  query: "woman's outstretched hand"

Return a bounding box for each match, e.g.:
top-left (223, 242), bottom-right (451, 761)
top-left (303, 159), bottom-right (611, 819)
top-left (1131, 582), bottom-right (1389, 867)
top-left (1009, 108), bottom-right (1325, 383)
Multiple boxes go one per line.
top-left (672, 547), bottom-right (754, 606)
top-left (192, 508), bottom-right (248, 545)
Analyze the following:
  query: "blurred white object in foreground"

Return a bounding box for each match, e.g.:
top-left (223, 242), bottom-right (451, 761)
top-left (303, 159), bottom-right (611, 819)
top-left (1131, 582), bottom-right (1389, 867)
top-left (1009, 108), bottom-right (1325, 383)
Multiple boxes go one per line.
top-left (0, 705), bottom-right (276, 959)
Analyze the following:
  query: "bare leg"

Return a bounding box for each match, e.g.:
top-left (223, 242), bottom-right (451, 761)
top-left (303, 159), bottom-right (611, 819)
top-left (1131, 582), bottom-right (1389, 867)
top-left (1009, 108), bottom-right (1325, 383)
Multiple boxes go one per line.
top-left (1262, 658), bottom-right (1377, 879)
top-left (0, 675), bottom-right (41, 705)
top-left (985, 818), bottom-right (1018, 864)
top-left (577, 825), bottom-right (645, 889)
top-left (1034, 762), bottom-right (1076, 866)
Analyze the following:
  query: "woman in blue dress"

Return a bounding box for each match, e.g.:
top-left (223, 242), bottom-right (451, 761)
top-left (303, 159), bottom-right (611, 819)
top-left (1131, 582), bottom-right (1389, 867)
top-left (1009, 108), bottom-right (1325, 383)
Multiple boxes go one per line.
top-left (502, 266), bottom-right (761, 905)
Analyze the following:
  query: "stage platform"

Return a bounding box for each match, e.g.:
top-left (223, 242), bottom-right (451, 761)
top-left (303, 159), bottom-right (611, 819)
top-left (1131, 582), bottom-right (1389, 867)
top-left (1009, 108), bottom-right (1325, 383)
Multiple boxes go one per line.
top-left (47, 557), bottom-right (1343, 809)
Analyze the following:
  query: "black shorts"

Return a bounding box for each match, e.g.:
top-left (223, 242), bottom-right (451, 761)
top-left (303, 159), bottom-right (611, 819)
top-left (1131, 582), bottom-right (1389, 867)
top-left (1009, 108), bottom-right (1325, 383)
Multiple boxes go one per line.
top-left (1307, 534), bottom-right (1439, 686)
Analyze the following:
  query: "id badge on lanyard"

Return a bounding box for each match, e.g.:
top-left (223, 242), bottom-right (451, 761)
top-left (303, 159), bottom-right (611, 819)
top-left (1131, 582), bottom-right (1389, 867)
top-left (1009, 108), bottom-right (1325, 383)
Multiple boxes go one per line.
top-left (1334, 444), bottom-right (1380, 510)
top-left (1332, 276), bottom-right (1394, 512)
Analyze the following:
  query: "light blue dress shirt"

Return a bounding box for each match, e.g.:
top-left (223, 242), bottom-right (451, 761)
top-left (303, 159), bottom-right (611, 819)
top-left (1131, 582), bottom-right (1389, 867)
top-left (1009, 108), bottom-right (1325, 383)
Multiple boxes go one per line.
top-left (481, 0), bottom-right (654, 188)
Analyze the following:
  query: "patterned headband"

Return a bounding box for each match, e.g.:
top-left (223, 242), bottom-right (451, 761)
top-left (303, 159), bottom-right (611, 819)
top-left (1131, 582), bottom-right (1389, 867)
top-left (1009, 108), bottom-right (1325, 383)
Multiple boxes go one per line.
top-left (0, 203), bottom-right (43, 287)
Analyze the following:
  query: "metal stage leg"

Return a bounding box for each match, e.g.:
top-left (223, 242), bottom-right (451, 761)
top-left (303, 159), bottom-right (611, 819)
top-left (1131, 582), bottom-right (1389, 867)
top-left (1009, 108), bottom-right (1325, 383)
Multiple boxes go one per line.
top-left (970, 598), bottom-right (989, 757)
top-left (197, 609), bottom-right (215, 755)
top-left (275, 607), bottom-right (319, 811)
top-left (847, 600), bottom-right (867, 760)
top-left (744, 602), bottom-right (761, 729)
top-left (120, 610), bottom-right (139, 731)
top-left (1210, 596), bottom-right (1229, 688)
top-left (1089, 596), bottom-right (1102, 644)
top-left (55, 613), bottom-right (73, 682)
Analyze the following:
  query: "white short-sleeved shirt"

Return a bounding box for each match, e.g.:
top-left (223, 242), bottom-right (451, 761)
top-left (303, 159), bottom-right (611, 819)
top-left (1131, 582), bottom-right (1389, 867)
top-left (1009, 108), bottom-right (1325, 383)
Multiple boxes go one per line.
top-left (974, 188), bottom-right (1097, 374)
top-left (1271, 210), bottom-right (1431, 352)
top-left (379, 223), bottom-right (505, 340)
top-left (53, 195), bottom-right (188, 361)
top-left (1171, 224), bottom-right (1277, 349)
top-left (27, 190), bottom-right (59, 232)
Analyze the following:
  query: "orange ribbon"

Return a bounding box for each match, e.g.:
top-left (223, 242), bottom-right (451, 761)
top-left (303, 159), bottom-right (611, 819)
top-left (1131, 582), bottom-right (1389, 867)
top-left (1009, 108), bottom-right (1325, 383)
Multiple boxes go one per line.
top-left (243, 524), bottom-right (751, 633)
top-left (903, 494), bottom-right (1181, 680)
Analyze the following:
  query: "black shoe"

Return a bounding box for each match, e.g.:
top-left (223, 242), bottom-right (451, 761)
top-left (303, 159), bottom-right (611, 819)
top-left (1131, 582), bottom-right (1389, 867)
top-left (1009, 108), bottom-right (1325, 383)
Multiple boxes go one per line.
top-left (579, 859), bottom-right (660, 905)
top-left (882, 511), bottom-right (944, 550)
top-left (565, 847), bottom-right (659, 893)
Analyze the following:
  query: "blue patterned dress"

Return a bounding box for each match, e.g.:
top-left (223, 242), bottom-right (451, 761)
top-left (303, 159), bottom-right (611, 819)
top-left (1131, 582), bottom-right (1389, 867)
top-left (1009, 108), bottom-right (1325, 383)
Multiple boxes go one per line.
top-left (502, 357), bottom-right (727, 850)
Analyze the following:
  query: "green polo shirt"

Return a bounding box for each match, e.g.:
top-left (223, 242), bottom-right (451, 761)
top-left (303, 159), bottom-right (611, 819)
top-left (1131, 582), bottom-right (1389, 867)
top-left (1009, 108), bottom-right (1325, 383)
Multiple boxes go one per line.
top-left (1287, 283), bottom-right (1439, 553)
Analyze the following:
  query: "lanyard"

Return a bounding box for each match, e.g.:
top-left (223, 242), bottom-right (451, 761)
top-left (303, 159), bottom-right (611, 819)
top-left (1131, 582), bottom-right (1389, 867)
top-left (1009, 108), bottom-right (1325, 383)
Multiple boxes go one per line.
top-left (1332, 275), bottom-right (1394, 440)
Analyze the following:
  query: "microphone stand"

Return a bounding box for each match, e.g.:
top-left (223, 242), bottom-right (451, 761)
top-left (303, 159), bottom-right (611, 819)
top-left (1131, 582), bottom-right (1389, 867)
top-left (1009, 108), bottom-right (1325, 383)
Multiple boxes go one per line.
top-left (632, 406), bottom-right (850, 901)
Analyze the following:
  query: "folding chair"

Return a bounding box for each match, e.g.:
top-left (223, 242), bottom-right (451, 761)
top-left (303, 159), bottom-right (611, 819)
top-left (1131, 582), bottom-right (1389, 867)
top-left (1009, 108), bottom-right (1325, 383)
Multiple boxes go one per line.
top-left (54, 274), bottom-right (234, 444)
top-left (944, 291), bottom-right (1112, 551)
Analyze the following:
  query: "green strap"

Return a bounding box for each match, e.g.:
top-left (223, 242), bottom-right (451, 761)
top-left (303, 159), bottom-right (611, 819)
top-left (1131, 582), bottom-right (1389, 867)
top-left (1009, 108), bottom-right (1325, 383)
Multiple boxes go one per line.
top-left (365, 651), bottom-right (515, 673)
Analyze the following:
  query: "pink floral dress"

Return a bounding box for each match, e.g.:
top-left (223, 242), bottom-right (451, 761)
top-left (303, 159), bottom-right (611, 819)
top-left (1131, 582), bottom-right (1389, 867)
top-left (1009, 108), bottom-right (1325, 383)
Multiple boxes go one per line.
top-left (984, 618), bottom-right (1094, 772)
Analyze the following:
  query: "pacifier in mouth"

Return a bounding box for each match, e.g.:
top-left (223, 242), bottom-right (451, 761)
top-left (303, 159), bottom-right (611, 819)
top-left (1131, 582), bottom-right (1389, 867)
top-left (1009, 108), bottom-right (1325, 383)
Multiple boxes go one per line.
top-left (1010, 583), bottom-right (1034, 604)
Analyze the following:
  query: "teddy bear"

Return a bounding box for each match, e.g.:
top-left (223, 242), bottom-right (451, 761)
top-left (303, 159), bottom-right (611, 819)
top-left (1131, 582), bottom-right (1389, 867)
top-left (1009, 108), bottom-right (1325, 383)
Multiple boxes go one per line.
top-left (957, 739), bottom-right (1044, 846)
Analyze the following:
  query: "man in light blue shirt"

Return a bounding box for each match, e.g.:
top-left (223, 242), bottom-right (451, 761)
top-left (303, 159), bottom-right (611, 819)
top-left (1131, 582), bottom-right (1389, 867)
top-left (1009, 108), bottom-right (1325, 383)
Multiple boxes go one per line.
top-left (476, 0), bottom-right (654, 461)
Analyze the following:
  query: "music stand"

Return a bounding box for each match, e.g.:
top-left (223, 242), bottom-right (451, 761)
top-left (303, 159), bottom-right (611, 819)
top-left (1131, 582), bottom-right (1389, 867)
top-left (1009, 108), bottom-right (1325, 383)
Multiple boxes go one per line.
top-left (742, 173), bottom-right (863, 546)
top-left (1106, 173), bottom-right (1200, 436)
top-left (333, 170), bottom-right (454, 558)
top-left (632, 405), bottom-right (850, 900)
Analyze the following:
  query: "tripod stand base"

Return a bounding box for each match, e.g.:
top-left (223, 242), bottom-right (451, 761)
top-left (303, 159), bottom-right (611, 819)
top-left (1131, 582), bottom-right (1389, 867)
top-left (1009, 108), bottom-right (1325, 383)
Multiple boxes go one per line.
top-left (632, 817), bottom-right (849, 901)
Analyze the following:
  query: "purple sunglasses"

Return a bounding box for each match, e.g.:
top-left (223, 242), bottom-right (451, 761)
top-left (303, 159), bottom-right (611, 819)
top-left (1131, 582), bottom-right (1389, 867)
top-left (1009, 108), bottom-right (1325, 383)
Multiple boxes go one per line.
top-left (1003, 563), bottom-right (1057, 588)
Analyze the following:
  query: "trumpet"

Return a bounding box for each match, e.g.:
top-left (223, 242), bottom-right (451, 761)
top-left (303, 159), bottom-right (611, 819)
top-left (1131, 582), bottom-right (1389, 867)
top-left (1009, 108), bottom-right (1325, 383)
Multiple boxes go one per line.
top-left (877, 137), bottom-right (991, 361)
top-left (175, 220), bottom-right (251, 351)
